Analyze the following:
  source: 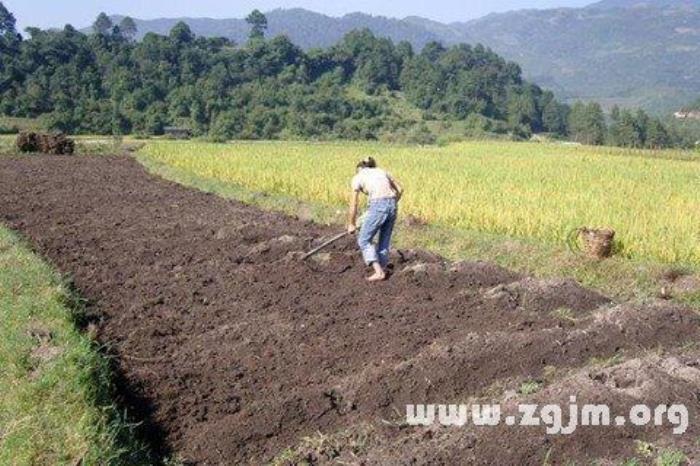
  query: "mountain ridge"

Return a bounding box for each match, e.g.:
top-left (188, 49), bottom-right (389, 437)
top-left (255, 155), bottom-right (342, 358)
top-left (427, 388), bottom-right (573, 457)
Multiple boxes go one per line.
top-left (99, 4), bottom-right (700, 113)
top-left (585, 0), bottom-right (700, 9)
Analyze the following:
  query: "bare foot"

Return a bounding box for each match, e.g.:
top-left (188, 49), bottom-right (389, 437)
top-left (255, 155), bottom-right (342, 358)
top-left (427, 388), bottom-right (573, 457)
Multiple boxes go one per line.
top-left (366, 271), bottom-right (386, 282)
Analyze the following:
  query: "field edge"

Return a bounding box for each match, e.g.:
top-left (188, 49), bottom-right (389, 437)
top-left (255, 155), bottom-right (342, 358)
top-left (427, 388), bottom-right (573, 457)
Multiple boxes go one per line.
top-left (0, 226), bottom-right (154, 465)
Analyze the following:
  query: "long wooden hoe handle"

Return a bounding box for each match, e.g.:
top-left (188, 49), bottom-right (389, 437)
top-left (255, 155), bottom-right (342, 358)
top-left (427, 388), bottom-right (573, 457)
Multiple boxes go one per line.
top-left (301, 231), bottom-right (350, 260)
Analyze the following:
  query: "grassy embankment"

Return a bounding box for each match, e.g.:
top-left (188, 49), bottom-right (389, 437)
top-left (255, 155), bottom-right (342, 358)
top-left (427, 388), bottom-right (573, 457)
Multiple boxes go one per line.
top-left (0, 223), bottom-right (150, 463)
top-left (137, 139), bottom-right (700, 306)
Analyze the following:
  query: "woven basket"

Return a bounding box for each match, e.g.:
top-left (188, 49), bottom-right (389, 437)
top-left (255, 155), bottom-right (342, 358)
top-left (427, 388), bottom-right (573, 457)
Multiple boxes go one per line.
top-left (567, 227), bottom-right (615, 259)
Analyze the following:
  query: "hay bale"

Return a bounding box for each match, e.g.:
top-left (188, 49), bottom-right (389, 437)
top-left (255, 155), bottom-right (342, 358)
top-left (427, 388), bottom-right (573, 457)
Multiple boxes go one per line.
top-left (16, 132), bottom-right (75, 155)
top-left (39, 133), bottom-right (75, 155)
top-left (16, 131), bottom-right (40, 153)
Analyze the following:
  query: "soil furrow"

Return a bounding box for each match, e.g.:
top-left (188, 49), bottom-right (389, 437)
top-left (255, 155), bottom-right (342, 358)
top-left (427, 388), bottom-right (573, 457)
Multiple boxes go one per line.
top-left (1, 155), bottom-right (698, 465)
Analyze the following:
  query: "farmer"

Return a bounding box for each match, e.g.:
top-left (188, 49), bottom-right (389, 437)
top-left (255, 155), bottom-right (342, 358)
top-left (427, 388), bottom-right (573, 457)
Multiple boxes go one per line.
top-left (347, 157), bottom-right (403, 282)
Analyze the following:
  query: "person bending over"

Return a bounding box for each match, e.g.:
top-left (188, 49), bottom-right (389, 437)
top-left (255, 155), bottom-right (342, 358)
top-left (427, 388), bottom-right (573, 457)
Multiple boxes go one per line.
top-left (347, 157), bottom-right (403, 282)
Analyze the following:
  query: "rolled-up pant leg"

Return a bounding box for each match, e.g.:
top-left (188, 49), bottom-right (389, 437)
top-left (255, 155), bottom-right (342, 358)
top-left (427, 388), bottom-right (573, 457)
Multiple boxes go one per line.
top-left (358, 205), bottom-right (388, 265)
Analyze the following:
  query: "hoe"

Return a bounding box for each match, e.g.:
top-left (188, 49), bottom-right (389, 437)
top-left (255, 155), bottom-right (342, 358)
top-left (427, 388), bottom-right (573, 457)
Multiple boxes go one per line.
top-left (301, 231), bottom-right (349, 261)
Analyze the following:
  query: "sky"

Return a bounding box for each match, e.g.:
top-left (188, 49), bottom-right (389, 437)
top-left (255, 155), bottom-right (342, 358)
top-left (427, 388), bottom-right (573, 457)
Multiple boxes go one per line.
top-left (5, 0), bottom-right (594, 33)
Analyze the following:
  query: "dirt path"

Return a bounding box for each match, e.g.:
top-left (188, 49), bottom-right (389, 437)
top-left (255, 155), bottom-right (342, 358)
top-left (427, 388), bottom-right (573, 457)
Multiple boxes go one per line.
top-left (1, 155), bottom-right (698, 465)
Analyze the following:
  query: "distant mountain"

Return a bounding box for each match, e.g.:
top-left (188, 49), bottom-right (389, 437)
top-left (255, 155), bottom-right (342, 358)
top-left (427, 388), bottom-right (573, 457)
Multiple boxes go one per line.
top-left (102, 2), bottom-right (700, 113)
top-left (455, 4), bottom-right (700, 112)
top-left (587, 0), bottom-right (700, 9)
top-left (110, 9), bottom-right (444, 50)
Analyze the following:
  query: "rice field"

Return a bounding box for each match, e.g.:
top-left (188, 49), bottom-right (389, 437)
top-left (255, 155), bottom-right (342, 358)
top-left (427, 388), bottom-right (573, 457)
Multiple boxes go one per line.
top-left (139, 140), bottom-right (700, 265)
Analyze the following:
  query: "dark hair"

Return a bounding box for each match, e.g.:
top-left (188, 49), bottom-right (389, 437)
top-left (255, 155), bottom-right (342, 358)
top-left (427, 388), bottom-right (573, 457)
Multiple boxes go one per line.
top-left (356, 157), bottom-right (377, 169)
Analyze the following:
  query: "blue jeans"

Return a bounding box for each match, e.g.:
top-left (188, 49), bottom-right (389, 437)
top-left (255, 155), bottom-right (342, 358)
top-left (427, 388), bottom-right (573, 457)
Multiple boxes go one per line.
top-left (358, 197), bottom-right (397, 267)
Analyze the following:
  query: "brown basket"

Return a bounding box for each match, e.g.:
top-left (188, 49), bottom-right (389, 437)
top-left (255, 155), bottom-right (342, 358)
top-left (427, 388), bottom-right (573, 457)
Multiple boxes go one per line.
top-left (567, 227), bottom-right (615, 259)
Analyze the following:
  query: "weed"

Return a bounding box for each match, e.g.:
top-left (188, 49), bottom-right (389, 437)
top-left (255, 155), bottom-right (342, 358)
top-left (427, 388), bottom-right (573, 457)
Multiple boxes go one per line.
top-left (518, 380), bottom-right (542, 395)
top-left (590, 352), bottom-right (624, 368)
top-left (656, 449), bottom-right (687, 466)
top-left (551, 307), bottom-right (577, 323)
top-left (635, 440), bottom-right (654, 458)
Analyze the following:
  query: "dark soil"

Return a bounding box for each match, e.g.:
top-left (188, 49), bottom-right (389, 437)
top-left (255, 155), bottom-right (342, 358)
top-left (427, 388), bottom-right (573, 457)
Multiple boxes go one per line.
top-left (1, 155), bottom-right (698, 465)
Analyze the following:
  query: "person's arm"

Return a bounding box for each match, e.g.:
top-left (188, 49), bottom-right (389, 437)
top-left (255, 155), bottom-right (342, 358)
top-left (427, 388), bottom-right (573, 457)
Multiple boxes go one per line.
top-left (347, 190), bottom-right (360, 234)
top-left (389, 175), bottom-right (404, 202)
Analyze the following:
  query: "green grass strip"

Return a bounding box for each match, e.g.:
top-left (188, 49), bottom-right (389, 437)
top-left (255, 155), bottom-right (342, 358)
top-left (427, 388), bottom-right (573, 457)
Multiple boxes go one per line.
top-left (0, 227), bottom-right (150, 465)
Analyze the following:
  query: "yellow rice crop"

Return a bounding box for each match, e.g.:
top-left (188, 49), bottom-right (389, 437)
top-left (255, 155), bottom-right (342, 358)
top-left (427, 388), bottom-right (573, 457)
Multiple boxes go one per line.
top-left (139, 140), bottom-right (700, 265)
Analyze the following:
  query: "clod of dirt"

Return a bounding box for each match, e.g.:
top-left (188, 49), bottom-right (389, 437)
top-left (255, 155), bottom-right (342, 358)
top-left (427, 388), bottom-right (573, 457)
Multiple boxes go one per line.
top-left (394, 249), bottom-right (442, 265)
top-left (449, 260), bottom-right (521, 288)
top-left (485, 277), bottom-right (610, 314)
top-left (220, 223), bottom-right (267, 242)
top-left (310, 252), bottom-right (332, 265)
top-left (483, 284), bottom-right (520, 311)
top-left (589, 353), bottom-right (700, 399)
top-left (305, 252), bottom-right (355, 274)
top-left (273, 235), bottom-right (298, 245)
top-left (248, 241), bottom-right (272, 255)
top-left (214, 225), bottom-right (238, 240)
top-left (660, 356), bottom-right (700, 385)
top-left (400, 262), bottom-right (444, 276)
top-left (658, 268), bottom-right (700, 297)
top-left (284, 251), bottom-right (306, 262)
top-left (671, 275), bottom-right (700, 294)
top-left (324, 388), bottom-right (356, 415)
top-left (247, 235), bottom-right (306, 259)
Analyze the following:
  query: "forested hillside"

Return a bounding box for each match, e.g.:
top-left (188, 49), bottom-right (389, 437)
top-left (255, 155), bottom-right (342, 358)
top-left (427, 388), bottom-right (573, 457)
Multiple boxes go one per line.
top-left (1, 4), bottom-right (689, 147)
top-left (0, 6), bottom-right (569, 142)
top-left (103, 3), bottom-right (700, 114)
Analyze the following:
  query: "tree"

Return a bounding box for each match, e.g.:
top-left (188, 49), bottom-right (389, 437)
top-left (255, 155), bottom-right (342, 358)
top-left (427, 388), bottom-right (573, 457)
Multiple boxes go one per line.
top-left (335, 30), bottom-right (401, 94)
top-left (542, 99), bottom-right (568, 135)
top-left (635, 109), bottom-right (650, 143)
top-left (506, 88), bottom-right (537, 136)
top-left (93, 12), bottom-right (113, 35)
top-left (0, 1), bottom-right (19, 71)
top-left (169, 21), bottom-right (194, 44)
top-left (0, 2), bottom-right (16, 37)
top-left (645, 118), bottom-right (670, 149)
top-left (420, 41), bottom-right (446, 63)
top-left (615, 110), bottom-right (643, 147)
top-left (541, 91), bottom-right (568, 135)
top-left (396, 41), bottom-right (414, 65)
top-left (568, 102), bottom-right (606, 145)
top-left (610, 104), bottom-right (621, 121)
top-left (119, 16), bottom-right (137, 41)
top-left (111, 25), bottom-right (123, 40)
top-left (210, 110), bottom-right (244, 142)
top-left (246, 10), bottom-right (267, 41)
